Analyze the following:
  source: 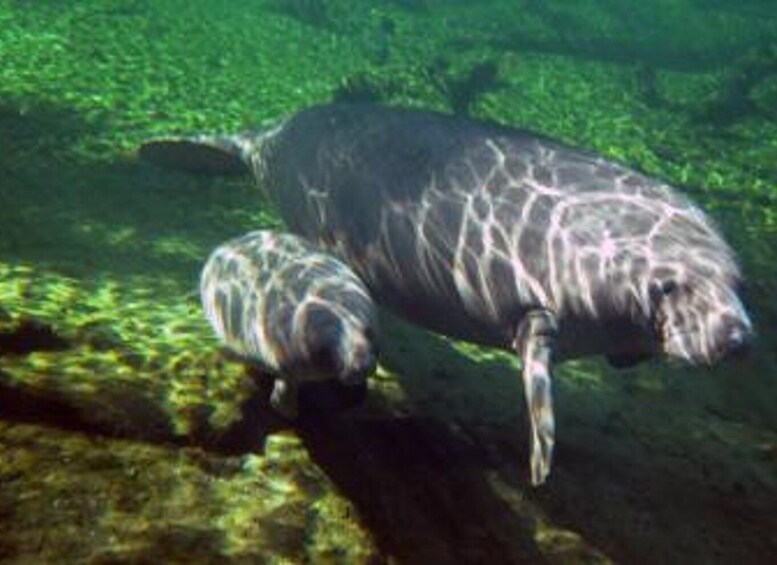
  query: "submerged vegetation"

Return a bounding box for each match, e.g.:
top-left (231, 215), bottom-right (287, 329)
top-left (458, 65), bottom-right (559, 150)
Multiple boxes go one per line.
top-left (0, 0), bottom-right (775, 562)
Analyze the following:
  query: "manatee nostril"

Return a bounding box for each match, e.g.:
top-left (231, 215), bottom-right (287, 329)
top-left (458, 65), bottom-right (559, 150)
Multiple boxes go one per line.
top-left (725, 322), bottom-right (751, 359)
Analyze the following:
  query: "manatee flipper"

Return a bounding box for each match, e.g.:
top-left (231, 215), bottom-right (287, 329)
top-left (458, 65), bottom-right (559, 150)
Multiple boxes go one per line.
top-left (270, 378), bottom-right (300, 420)
top-left (139, 135), bottom-right (249, 175)
top-left (513, 309), bottom-right (557, 486)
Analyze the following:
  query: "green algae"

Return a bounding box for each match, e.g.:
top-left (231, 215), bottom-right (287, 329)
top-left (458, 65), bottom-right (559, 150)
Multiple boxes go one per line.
top-left (0, 424), bottom-right (375, 562)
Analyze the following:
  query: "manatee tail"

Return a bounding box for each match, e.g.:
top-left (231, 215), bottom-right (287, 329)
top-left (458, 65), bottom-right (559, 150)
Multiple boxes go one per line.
top-left (138, 134), bottom-right (252, 176)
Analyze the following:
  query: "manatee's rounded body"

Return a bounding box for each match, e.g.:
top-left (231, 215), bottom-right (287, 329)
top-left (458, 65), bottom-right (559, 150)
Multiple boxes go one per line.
top-left (200, 230), bottom-right (377, 417)
top-left (257, 105), bottom-right (749, 365)
top-left (143, 103), bottom-right (751, 484)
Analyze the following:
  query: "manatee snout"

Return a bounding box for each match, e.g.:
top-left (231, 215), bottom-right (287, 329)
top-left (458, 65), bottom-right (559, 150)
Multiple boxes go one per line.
top-left (337, 330), bottom-right (378, 388)
top-left (297, 319), bottom-right (376, 414)
top-left (655, 273), bottom-right (753, 366)
top-left (304, 304), bottom-right (377, 386)
top-left (705, 285), bottom-right (753, 364)
top-left (713, 312), bottom-right (753, 361)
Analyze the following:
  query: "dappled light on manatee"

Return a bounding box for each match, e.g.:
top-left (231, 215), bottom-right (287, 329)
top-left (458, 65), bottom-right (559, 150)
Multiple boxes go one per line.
top-left (1, 0), bottom-right (776, 562)
top-left (144, 102), bottom-right (752, 486)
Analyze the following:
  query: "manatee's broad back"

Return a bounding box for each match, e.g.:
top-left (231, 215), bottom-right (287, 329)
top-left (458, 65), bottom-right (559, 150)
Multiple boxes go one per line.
top-left (257, 105), bottom-right (748, 361)
top-left (142, 103), bottom-right (752, 485)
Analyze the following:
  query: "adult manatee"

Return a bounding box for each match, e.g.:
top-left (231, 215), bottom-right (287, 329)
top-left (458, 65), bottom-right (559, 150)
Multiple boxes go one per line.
top-left (142, 103), bottom-right (752, 485)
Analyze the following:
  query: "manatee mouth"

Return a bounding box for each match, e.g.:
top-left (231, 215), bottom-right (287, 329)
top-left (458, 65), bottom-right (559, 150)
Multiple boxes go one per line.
top-left (656, 309), bottom-right (719, 366)
top-left (660, 324), bottom-right (710, 366)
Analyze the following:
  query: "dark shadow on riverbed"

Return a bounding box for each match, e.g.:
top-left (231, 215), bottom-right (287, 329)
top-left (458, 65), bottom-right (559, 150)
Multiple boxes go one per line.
top-left (0, 100), bottom-right (272, 284)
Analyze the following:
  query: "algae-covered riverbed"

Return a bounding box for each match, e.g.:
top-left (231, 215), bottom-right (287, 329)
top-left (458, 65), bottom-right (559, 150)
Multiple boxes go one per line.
top-left (1, 1), bottom-right (776, 562)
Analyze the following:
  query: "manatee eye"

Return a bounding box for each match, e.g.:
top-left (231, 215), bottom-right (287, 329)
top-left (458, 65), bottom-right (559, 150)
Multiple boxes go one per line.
top-left (660, 280), bottom-right (678, 296)
top-left (649, 279), bottom-right (678, 304)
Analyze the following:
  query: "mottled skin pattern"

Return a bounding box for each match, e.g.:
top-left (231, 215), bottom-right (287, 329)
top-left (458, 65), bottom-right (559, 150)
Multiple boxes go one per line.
top-left (200, 230), bottom-right (377, 418)
top-left (143, 103), bottom-right (752, 485)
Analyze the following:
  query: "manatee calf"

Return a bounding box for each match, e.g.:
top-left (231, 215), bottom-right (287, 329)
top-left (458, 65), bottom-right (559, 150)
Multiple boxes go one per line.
top-left (200, 229), bottom-right (378, 418)
top-left (144, 103), bottom-right (752, 485)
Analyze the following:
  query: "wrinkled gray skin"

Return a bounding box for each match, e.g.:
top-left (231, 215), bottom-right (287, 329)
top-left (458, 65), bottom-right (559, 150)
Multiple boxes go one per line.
top-left (201, 230), bottom-right (377, 419)
top-left (143, 103), bottom-right (752, 485)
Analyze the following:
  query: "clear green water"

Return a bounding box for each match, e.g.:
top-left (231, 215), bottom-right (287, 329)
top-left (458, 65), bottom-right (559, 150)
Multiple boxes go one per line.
top-left (0, 1), bottom-right (775, 562)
